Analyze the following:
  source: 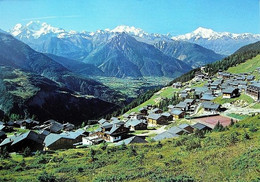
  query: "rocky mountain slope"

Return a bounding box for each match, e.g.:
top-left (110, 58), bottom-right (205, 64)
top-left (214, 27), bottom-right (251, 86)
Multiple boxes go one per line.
top-left (154, 40), bottom-right (224, 68)
top-left (83, 33), bottom-right (191, 78)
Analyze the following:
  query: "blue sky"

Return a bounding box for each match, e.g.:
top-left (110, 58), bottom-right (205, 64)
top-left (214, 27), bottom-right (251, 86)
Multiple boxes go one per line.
top-left (0, 0), bottom-right (259, 35)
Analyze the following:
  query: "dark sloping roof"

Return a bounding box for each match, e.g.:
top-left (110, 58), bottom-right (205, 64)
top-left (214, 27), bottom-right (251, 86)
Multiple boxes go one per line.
top-left (44, 130), bottom-right (84, 147)
top-left (178, 123), bottom-right (191, 129)
top-left (12, 131), bottom-right (43, 146)
top-left (184, 99), bottom-right (194, 103)
top-left (168, 126), bottom-right (188, 134)
top-left (170, 109), bottom-right (183, 115)
top-left (192, 123), bottom-right (211, 130)
top-left (44, 134), bottom-right (62, 147)
top-left (201, 94), bottom-right (215, 101)
top-left (116, 136), bottom-right (147, 145)
top-left (147, 113), bottom-right (161, 120)
top-left (101, 122), bottom-right (113, 129)
top-left (202, 101), bottom-right (220, 110)
top-left (175, 102), bottom-right (187, 108)
top-left (98, 119), bottom-right (107, 124)
top-left (162, 112), bottom-right (171, 117)
top-left (222, 87), bottom-right (237, 94)
top-left (153, 131), bottom-right (179, 141)
top-left (0, 125), bottom-right (5, 131)
top-left (0, 135), bottom-right (16, 146)
top-left (125, 119), bottom-right (146, 127)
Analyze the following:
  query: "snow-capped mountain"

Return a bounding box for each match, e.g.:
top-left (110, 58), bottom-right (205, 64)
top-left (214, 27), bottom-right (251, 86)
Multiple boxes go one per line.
top-left (7, 21), bottom-right (229, 76)
top-left (172, 27), bottom-right (260, 55)
top-left (11, 21), bottom-right (66, 39)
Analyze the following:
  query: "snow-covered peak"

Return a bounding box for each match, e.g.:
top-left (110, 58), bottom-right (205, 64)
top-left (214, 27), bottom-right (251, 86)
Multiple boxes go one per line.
top-left (110, 25), bottom-right (147, 37)
top-left (172, 27), bottom-right (260, 41)
top-left (10, 21), bottom-right (66, 39)
top-left (192, 27), bottom-right (216, 38)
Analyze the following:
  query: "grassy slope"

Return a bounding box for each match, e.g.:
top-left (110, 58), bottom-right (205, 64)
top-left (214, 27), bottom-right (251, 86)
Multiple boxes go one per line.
top-left (126, 86), bottom-right (180, 114)
top-left (0, 115), bottom-right (259, 182)
top-left (213, 93), bottom-right (254, 105)
top-left (227, 55), bottom-right (260, 74)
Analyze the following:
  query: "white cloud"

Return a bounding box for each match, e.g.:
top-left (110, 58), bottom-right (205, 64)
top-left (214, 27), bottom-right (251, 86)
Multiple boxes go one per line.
top-left (22, 15), bottom-right (81, 21)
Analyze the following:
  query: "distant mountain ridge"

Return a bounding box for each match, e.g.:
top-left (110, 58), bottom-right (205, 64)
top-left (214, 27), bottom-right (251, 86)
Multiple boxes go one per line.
top-left (8, 21), bottom-right (228, 77)
top-left (172, 27), bottom-right (260, 55)
top-left (83, 33), bottom-right (191, 77)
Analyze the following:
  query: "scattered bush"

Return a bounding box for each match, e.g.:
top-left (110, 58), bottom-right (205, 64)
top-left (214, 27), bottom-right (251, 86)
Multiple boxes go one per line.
top-left (229, 132), bottom-right (239, 145)
top-left (232, 148), bottom-right (260, 170)
top-left (23, 147), bottom-right (31, 157)
top-left (249, 125), bottom-right (258, 132)
top-left (38, 171), bottom-right (57, 182)
top-left (0, 147), bottom-right (10, 159)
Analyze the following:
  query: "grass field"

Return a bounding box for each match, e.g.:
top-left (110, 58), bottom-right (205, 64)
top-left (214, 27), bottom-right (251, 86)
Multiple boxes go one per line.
top-left (1, 115), bottom-right (259, 182)
top-left (92, 76), bottom-right (172, 98)
top-left (226, 113), bottom-right (249, 120)
top-left (213, 93), bottom-right (255, 105)
top-left (126, 86), bottom-right (180, 113)
top-left (227, 55), bottom-right (260, 74)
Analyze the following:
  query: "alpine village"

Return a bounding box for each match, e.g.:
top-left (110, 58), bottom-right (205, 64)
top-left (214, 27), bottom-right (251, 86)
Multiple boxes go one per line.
top-left (0, 1), bottom-right (259, 182)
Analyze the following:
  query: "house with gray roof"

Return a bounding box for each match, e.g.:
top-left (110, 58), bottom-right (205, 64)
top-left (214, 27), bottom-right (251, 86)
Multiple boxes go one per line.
top-left (42, 120), bottom-right (64, 133)
top-left (247, 82), bottom-right (260, 101)
top-left (170, 109), bottom-right (185, 120)
top-left (178, 124), bottom-right (194, 133)
top-left (200, 94), bottom-right (215, 101)
top-left (15, 119), bottom-right (39, 129)
top-left (0, 131), bottom-right (44, 152)
top-left (168, 126), bottom-right (190, 135)
top-left (125, 119), bottom-right (147, 130)
top-left (202, 102), bottom-right (220, 111)
top-left (192, 123), bottom-right (212, 131)
top-left (175, 102), bottom-right (188, 111)
top-left (116, 136), bottom-right (147, 145)
top-left (103, 123), bottom-right (129, 142)
top-left (82, 135), bottom-right (103, 146)
top-left (98, 118), bottom-right (107, 125)
top-left (44, 130), bottom-right (85, 150)
top-left (247, 75), bottom-right (255, 81)
top-left (162, 112), bottom-right (173, 121)
top-left (222, 87), bottom-right (239, 98)
top-left (147, 113), bottom-right (167, 125)
top-left (153, 131), bottom-right (179, 141)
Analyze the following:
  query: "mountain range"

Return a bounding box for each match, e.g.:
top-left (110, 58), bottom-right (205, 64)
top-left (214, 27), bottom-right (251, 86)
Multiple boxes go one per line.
top-left (8, 21), bottom-right (241, 77)
top-left (172, 27), bottom-right (260, 55)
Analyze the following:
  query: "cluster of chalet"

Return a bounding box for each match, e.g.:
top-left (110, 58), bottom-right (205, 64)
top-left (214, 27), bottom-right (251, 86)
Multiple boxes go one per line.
top-left (0, 119), bottom-right (89, 153)
top-left (83, 117), bottom-right (147, 145)
top-left (153, 122), bottom-right (212, 141)
top-left (172, 69), bottom-right (260, 114)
